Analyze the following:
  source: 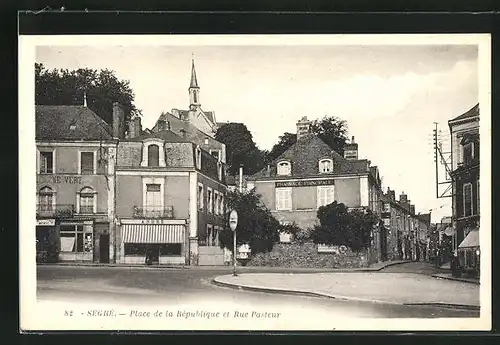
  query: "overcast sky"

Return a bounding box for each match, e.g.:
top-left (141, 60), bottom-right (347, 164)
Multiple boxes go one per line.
top-left (36, 43), bottom-right (479, 222)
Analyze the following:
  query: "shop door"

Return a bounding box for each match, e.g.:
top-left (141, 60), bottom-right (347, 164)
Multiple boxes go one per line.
top-left (146, 245), bottom-right (160, 265)
top-left (100, 234), bottom-right (109, 263)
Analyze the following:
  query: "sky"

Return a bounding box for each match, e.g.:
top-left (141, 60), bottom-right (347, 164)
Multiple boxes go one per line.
top-left (36, 43), bottom-right (479, 223)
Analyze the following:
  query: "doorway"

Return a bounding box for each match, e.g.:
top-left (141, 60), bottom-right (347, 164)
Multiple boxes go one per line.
top-left (146, 245), bottom-right (160, 265)
top-left (100, 234), bottom-right (109, 263)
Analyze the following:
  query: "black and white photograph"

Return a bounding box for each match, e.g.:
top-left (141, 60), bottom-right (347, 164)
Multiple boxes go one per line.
top-left (19, 34), bottom-right (491, 331)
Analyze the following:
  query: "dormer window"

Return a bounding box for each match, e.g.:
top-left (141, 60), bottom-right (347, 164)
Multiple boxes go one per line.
top-left (277, 161), bottom-right (291, 176)
top-left (141, 139), bottom-right (166, 167)
top-left (319, 159), bottom-right (333, 173)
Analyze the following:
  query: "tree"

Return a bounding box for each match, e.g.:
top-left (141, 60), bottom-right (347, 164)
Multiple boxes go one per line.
top-left (35, 63), bottom-right (141, 127)
top-left (311, 201), bottom-right (379, 251)
top-left (219, 189), bottom-right (280, 254)
top-left (267, 132), bottom-right (297, 162)
top-left (215, 123), bottom-right (266, 176)
top-left (267, 116), bottom-right (349, 162)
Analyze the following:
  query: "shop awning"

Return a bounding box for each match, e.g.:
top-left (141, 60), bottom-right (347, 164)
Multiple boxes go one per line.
top-left (459, 229), bottom-right (479, 249)
top-left (122, 224), bottom-right (185, 244)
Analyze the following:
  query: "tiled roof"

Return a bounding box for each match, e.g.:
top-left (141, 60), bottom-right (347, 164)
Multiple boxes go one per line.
top-left (449, 104), bottom-right (479, 123)
top-left (125, 129), bottom-right (190, 143)
top-left (251, 134), bottom-right (369, 179)
top-left (204, 111), bottom-right (215, 124)
top-left (36, 105), bottom-right (113, 141)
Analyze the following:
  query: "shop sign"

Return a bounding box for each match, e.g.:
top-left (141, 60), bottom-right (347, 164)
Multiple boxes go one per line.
top-left (317, 244), bottom-right (339, 253)
top-left (36, 219), bottom-right (55, 226)
top-left (276, 179), bottom-right (335, 188)
top-left (48, 175), bottom-right (83, 185)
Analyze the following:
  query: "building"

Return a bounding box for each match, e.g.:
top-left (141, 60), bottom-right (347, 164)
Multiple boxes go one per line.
top-left (35, 103), bottom-right (118, 263)
top-left (247, 116), bottom-right (386, 263)
top-left (448, 104), bottom-right (480, 276)
top-left (114, 59), bottom-right (229, 266)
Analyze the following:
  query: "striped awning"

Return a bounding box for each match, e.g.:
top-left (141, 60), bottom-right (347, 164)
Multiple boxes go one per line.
top-left (459, 228), bottom-right (479, 249)
top-left (122, 224), bottom-right (185, 244)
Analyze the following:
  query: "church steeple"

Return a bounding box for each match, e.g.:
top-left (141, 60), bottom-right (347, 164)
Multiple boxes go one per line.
top-left (189, 57), bottom-right (200, 109)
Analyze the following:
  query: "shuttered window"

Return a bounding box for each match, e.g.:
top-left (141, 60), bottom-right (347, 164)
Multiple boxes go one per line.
top-left (317, 186), bottom-right (335, 208)
top-left (276, 188), bottom-right (292, 210)
top-left (80, 152), bottom-right (94, 174)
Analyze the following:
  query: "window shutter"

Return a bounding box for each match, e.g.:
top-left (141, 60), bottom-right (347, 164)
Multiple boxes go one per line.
top-left (81, 152), bottom-right (94, 174)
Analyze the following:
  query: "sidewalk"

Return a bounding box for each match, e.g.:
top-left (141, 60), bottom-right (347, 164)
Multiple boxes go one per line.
top-left (432, 273), bottom-right (480, 285)
top-left (213, 271), bottom-right (480, 310)
top-left (37, 260), bottom-right (410, 272)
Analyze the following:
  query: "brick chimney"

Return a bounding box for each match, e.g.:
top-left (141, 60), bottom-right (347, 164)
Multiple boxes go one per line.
top-left (399, 192), bottom-right (408, 204)
top-left (296, 116), bottom-right (311, 139)
top-left (157, 119), bottom-right (167, 132)
top-left (344, 136), bottom-right (358, 160)
top-left (113, 102), bottom-right (125, 139)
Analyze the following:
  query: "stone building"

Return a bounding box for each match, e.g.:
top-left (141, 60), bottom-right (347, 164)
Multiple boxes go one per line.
top-left (247, 116), bottom-right (386, 264)
top-left (35, 103), bottom-right (118, 263)
top-left (448, 103), bottom-right (480, 276)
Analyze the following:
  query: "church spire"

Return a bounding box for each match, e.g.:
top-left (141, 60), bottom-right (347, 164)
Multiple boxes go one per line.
top-left (190, 57), bottom-right (199, 89)
top-left (189, 56), bottom-right (200, 109)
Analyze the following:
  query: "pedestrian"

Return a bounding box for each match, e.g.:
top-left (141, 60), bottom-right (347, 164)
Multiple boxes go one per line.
top-left (451, 252), bottom-right (461, 278)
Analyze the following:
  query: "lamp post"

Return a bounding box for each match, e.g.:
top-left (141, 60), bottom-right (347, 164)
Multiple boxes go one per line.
top-left (229, 210), bottom-right (238, 276)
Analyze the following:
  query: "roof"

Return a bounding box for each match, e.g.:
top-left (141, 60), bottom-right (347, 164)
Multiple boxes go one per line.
top-left (449, 104), bottom-right (479, 124)
top-left (36, 105), bottom-right (113, 141)
top-left (204, 111), bottom-right (215, 124)
top-left (251, 134), bottom-right (370, 179)
top-left (190, 59), bottom-right (199, 88)
top-left (125, 129), bottom-right (190, 143)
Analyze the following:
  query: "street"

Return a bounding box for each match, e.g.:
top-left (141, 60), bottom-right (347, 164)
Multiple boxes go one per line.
top-left (36, 263), bottom-right (479, 320)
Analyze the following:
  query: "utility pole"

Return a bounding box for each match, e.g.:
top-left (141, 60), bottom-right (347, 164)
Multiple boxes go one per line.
top-left (433, 123), bottom-right (453, 199)
top-left (433, 123), bottom-right (439, 199)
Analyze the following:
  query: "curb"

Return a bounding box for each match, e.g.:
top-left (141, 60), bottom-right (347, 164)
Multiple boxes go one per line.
top-left (431, 274), bottom-right (480, 285)
top-left (211, 277), bottom-right (480, 312)
top-left (37, 263), bottom-right (191, 270)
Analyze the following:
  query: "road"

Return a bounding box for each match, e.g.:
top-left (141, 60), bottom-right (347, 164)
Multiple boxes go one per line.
top-left (35, 264), bottom-right (479, 320)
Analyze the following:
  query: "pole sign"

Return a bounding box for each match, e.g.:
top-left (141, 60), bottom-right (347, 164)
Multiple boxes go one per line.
top-left (229, 210), bottom-right (238, 231)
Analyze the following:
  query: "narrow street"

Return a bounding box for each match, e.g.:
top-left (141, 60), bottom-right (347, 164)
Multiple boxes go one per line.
top-left (36, 263), bottom-right (479, 320)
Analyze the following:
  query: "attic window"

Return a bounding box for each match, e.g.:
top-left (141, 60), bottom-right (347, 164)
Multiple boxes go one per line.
top-left (70, 124), bottom-right (76, 130)
top-left (319, 159), bottom-right (333, 173)
top-left (204, 138), bottom-right (209, 145)
top-left (277, 161), bottom-right (291, 176)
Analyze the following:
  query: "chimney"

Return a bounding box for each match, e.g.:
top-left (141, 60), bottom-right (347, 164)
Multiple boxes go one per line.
top-left (399, 192), bottom-right (408, 204)
top-left (113, 102), bottom-right (125, 139)
top-left (343, 136), bottom-right (358, 160)
top-left (157, 119), bottom-right (166, 132)
top-left (410, 205), bottom-right (415, 215)
top-left (171, 109), bottom-right (180, 118)
top-left (296, 116), bottom-right (311, 139)
top-left (267, 164), bottom-right (271, 176)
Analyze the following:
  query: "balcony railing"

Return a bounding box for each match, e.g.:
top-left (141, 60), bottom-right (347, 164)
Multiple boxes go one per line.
top-left (133, 205), bottom-right (174, 219)
top-left (36, 204), bottom-right (75, 218)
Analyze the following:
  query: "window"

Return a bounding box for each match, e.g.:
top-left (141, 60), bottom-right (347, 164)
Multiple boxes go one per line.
top-left (207, 188), bottom-right (213, 214)
top-left (383, 202), bottom-right (391, 213)
top-left (211, 150), bottom-right (220, 160)
top-left (276, 188), bottom-right (292, 210)
top-left (217, 161), bottom-right (223, 181)
top-left (463, 142), bottom-right (474, 164)
top-left (220, 194), bottom-right (225, 215)
top-left (196, 146), bottom-right (202, 169)
top-left (159, 244), bottom-right (182, 256)
top-left (463, 183), bottom-right (473, 217)
top-left (213, 191), bottom-right (219, 215)
top-left (60, 224), bottom-right (92, 253)
top-left (206, 224), bottom-right (213, 246)
top-left (277, 161), bottom-right (291, 176)
top-left (78, 187), bottom-right (96, 214)
top-left (145, 184), bottom-right (162, 216)
top-left (319, 159), bottom-right (333, 173)
top-left (317, 186), bottom-right (335, 208)
top-left (211, 227), bottom-right (219, 246)
top-left (148, 144), bottom-right (160, 167)
top-left (38, 186), bottom-right (54, 212)
top-left (198, 183), bottom-right (204, 211)
top-left (39, 151), bottom-right (54, 174)
top-left (383, 218), bottom-right (391, 227)
top-left (80, 152), bottom-right (95, 174)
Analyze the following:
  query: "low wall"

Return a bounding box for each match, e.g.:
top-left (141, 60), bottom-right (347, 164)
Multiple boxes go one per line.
top-left (247, 242), bottom-right (371, 269)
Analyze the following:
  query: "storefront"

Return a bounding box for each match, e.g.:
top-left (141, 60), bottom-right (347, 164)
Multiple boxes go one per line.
top-left (120, 220), bottom-right (187, 265)
top-left (58, 220), bottom-right (94, 262)
top-left (36, 218), bottom-right (58, 262)
top-left (458, 228), bottom-right (480, 276)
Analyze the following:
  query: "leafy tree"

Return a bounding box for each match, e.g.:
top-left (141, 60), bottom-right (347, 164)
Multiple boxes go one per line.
top-left (219, 189), bottom-right (280, 254)
top-left (215, 122), bottom-right (266, 176)
top-left (311, 201), bottom-right (378, 251)
top-left (35, 63), bottom-right (141, 127)
top-left (267, 132), bottom-right (297, 162)
top-left (267, 116), bottom-right (349, 161)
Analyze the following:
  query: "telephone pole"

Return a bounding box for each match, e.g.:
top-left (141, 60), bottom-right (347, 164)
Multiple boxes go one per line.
top-left (432, 122), bottom-right (452, 199)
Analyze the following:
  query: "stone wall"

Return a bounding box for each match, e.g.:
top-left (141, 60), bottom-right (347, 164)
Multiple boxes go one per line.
top-left (247, 242), bottom-right (371, 269)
